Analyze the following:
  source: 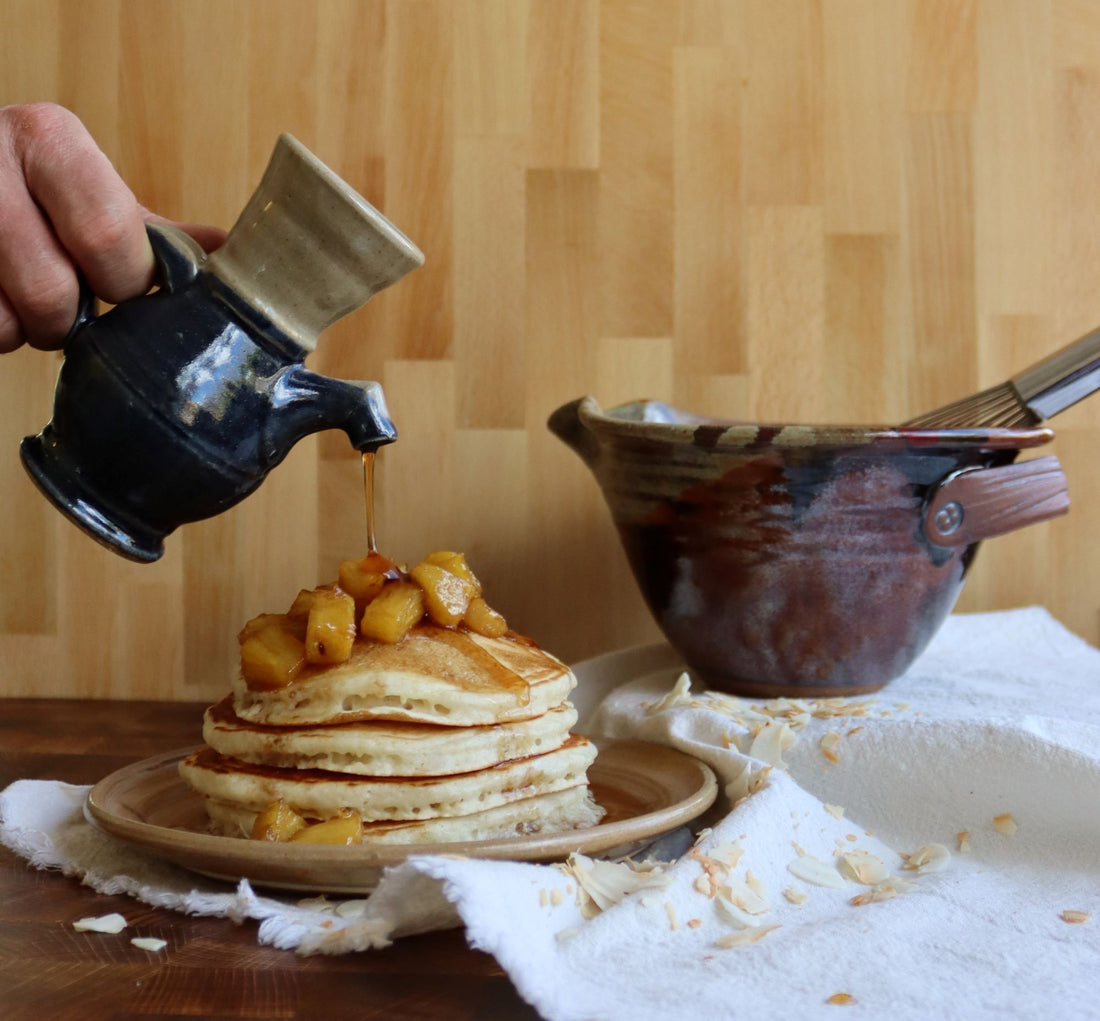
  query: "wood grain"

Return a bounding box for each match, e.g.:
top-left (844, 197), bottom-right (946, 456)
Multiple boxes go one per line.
top-left (1, 0), bottom-right (1099, 702)
top-left (0, 699), bottom-right (540, 1020)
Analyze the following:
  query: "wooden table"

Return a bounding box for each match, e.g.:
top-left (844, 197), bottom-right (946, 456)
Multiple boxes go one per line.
top-left (0, 699), bottom-right (543, 1019)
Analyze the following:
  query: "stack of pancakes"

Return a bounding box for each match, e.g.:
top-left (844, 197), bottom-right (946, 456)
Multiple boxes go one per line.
top-left (179, 619), bottom-right (604, 845)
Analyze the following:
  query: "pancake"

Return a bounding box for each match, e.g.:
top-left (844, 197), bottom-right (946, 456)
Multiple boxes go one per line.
top-left (202, 695), bottom-right (579, 777)
top-left (231, 625), bottom-right (575, 728)
top-left (203, 784), bottom-right (603, 844)
top-left (178, 736), bottom-right (598, 823)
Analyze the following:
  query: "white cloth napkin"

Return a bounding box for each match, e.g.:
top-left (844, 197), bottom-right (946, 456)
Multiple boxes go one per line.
top-left (3, 607), bottom-right (1099, 1020)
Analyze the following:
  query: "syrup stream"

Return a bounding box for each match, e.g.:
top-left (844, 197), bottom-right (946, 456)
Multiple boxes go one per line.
top-left (362, 450), bottom-right (377, 553)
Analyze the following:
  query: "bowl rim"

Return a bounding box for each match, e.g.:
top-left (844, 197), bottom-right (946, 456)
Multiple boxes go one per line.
top-left (573, 396), bottom-right (1056, 452)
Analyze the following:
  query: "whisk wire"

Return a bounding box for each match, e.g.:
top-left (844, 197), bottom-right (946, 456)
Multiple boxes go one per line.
top-left (903, 383), bottom-right (1034, 430)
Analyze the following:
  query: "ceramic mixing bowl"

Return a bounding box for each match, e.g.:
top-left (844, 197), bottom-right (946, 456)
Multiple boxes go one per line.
top-left (549, 397), bottom-right (1070, 697)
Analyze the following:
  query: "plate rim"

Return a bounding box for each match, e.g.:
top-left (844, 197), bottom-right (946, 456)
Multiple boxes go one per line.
top-left (84, 738), bottom-right (718, 889)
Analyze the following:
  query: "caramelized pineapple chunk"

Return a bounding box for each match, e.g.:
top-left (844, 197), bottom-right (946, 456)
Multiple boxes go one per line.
top-left (239, 615), bottom-right (307, 690)
top-left (411, 560), bottom-right (477, 626)
top-left (337, 556), bottom-right (393, 603)
top-left (338, 565), bottom-right (386, 603)
top-left (464, 596), bottom-right (508, 638)
top-left (359, 580), bottom-right (425, 644)
top-left (287, 587), bottom-right (323, 622)
top-left (251, 800), bottom-right (307, 841)
top-left (289, 809), bottom-right (363, 845)
top-left (422, 550), bottom-right (482, 595)
top-left (305, 588), bottom-right (357, 665)
top-left (239, 612), bottom-right (290, 643)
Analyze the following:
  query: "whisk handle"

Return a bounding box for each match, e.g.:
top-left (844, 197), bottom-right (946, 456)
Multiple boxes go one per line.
top-left (1013, 324), bottom-right (1100, 421)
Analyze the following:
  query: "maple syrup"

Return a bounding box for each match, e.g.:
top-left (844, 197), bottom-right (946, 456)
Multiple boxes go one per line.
top-left (362, 450), bottom-right (378, 553)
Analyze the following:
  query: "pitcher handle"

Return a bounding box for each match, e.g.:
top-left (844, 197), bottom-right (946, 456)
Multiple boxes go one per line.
top-left (61, 223), bottom-right (206, 348)
top-left (146, 222), bottom-right (206, 293)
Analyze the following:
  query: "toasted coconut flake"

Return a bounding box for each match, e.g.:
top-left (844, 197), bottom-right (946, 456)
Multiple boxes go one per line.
top-left (956, 831), bottom-right (971, 853)
top-left (711, 839), bottom-right (746, 868)
top-left (690, 840), bottom-right (746, 899)
top-left (716, 893), bottom-right (762, 930)
top-left (724, 876), bottom-right (770, 916)
top-left (645, 672), bottom-right (694, 715)
top-left (131, 937), bottom-right (167, 952)
top-left (555, 927), bottom-right (580, 943)
top-left (810, 697), bottom-right (876, 719)
top-left (665, 901), bottom-right (679, 930)
top-left (784, 886), bottom-right (809, 905)
top-left (297, 896), bottom-right (332, 912)
top-left (73, 913), bottom-right (127, 934)
top-left (334, 900), bottom-right (369, 920)
top-left (903, 843), bottom-right (950, 874)
top-left (824, 803), bottom-right (845, 819)
top-left (1061, 910), bottom-right (1090, 924)
top-left (788, 855), bottom-right (846, 889)
top-left (538, 888), bottom-right (549, 908)
top-left (687, 918), bottom-right (702, 929)
top-left (838, 851), bottom-right (891, 886)
top-left (748, 766), bottom-right (772, 796)
top-left (560, 852), bottom-right (670, 914)
top-left (714, 923), bottom-right (780, 948)
top-left (748, 720), bottom-right (798, 768)
top-left (993, 813), bottom-right (1018, 835)
top-left (726, 763), bottom-right (772, 803)
top-left (827, 992), bottom-right (856, 1005)
top-left (819, 731), bottom-right (841, 763)
top-left (850, 876), bottom-right (917, 906)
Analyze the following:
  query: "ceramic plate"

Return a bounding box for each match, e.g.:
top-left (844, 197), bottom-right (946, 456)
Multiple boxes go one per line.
top-left (85, 739), bottom-right (718, 893)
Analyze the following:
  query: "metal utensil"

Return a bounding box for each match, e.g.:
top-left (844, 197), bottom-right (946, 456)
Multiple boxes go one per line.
top-left (903, 324), bottom-right (1100, 428)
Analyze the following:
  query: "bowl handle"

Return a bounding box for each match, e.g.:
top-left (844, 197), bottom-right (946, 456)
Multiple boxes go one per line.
top-left (923, 455), bottom-right (1070, 547)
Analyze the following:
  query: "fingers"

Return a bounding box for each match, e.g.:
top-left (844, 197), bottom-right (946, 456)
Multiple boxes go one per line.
top-left (0, 153), bottom-right (82, 352)
top-left (16, 104), bottom-right (156, 305)
top-left (0, 103), bottom-right (224, 353)
top-left (142, 212), bottom-right (227, 255)
top-left (0, 103), bottom-right (148, 350)
top-left (0, 288), bottom-right (22, 354)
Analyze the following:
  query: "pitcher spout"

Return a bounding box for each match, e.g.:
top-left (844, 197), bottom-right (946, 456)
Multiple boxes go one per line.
top-left (262, 367), bottom-right (397, 466)
top-left (547, 396), bottom-right (602, 467)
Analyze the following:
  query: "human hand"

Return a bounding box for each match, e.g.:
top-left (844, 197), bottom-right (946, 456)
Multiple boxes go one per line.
top-left (0, 103), bottom-right (225, 353)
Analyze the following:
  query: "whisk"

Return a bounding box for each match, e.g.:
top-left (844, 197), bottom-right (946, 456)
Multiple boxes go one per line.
top-left (902, 324), bottom-right (1100, 429)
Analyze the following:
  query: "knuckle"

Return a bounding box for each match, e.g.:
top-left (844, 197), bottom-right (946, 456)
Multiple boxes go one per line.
top-left (72, 204), bottom-right (136, 257)
top-left (15, 269), bottom-right (79, 337)
top-left (4, 102), bottom-right (80, 152)
top-left (70, 207), bottom-right (150, 302)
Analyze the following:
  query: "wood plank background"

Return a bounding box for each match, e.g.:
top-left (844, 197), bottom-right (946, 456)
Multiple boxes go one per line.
top-left (1, 0), bottom-right (1098, 701)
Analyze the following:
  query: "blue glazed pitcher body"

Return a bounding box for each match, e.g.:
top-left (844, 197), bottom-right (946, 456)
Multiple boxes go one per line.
top-left (21, 135), bottom-right (422, 562)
